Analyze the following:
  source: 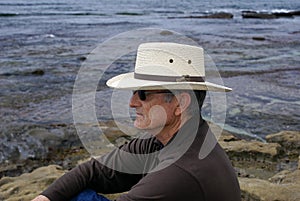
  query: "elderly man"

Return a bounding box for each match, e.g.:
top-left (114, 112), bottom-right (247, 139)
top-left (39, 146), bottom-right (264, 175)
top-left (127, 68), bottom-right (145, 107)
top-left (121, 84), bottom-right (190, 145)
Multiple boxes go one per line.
top-left (32, 42), bottom-right (241, 201)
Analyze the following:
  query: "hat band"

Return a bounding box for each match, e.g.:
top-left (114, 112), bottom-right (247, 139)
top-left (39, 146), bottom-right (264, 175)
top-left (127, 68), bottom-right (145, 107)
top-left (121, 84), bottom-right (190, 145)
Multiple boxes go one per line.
top-left (134, 73), bottom-right (205, 82)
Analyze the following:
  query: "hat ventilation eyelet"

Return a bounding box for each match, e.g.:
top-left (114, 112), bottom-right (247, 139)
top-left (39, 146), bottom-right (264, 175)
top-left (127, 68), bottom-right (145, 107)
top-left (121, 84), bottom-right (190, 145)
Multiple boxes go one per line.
top-left (188, 60), bottom-right (192, 64)
top-left (169, 59), bottom-right (174, 63)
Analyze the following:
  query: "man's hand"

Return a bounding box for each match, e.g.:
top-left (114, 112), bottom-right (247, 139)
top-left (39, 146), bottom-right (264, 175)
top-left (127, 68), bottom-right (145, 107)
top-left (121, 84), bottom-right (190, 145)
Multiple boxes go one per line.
top-left (31, 195), bottom-right (50, 201)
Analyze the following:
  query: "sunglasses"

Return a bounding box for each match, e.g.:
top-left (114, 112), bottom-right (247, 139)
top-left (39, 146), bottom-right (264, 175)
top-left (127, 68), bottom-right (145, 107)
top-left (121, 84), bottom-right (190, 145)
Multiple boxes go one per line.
top-left (133, 90), bottom-right (173, 101)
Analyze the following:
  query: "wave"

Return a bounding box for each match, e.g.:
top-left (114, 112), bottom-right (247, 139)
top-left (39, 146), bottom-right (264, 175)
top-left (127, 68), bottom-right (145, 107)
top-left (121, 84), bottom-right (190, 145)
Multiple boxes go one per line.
top-left (219, 67), bottom-right (300, 78)
top-left (0, 12), bottom-right (108, 17)
top-left (0, 3), bottom-right (67, 6)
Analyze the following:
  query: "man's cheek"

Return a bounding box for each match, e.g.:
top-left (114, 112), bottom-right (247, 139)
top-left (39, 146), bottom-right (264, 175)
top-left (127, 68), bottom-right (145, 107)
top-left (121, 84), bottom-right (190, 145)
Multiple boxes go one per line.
top-left (148, 105), bottom-right (167, 128)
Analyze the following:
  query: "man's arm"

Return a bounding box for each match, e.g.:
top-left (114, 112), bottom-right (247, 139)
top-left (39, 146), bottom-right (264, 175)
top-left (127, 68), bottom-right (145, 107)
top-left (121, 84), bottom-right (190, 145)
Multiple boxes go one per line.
top-left (31, 137), bottom-right (157, 201)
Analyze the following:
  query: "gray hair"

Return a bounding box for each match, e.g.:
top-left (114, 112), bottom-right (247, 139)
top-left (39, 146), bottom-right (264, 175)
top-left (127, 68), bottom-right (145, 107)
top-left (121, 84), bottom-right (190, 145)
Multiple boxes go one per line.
top-left (164, 90), bottom-right (206, 116)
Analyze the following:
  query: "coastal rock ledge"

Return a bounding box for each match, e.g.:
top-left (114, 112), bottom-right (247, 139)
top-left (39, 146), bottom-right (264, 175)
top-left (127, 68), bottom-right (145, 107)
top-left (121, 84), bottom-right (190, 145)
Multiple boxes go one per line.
top-left (0, 130), bottom-right (299, 201)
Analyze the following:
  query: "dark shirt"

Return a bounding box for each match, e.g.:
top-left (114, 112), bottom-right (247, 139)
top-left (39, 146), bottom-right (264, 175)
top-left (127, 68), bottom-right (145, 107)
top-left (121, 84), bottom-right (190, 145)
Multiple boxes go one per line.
top-left (42, 118), bottom-right (241, 201)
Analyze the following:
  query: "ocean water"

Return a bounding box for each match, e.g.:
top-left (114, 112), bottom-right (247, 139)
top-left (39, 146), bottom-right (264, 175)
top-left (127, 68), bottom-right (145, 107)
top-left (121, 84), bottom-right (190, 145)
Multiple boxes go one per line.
top-left (0, 0), bottom-right (299, 163)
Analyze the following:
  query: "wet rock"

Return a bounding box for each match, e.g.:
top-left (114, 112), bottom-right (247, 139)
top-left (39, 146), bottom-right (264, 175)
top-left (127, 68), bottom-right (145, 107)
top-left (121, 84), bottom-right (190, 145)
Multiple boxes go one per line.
top-left (198, 12), bottom-right (234, 19)
top-left (169, 12), bottom-right (233, 19)
top-left (289, 10), bottom-right (300, 16)
top-left (252, 36), bottom-right (266, 41)
top-left (0, 124), bottom-right (83, 177)
top-left (242, 11), bottom-right (277, 19)
top-left (116, 12), bottom-right (143, 16)
top-left (78, 56), bottom-right (87, 61)
top-left (1, 69), bottom-right (45, 76)
top-left (272, 12), bottom-right (294, 18)
top-left (31, 69), bottom-right (45, 76)
top-left (242, 10), bottom-right (300, 19)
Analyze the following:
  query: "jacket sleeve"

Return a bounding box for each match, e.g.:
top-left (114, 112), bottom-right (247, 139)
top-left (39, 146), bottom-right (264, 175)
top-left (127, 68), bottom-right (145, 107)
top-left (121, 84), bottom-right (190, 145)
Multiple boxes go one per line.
top-left (41, 157), bottom-right (142, 201)
top-left (40, 139), bottom-right (149, 201)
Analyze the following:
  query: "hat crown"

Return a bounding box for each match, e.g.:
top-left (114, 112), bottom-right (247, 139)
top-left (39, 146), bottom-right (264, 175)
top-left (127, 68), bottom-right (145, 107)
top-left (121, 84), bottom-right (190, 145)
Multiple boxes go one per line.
top-left (135, 43), bottom-right (205, 77)
top-left (106, 42), bottom-right (232, 92)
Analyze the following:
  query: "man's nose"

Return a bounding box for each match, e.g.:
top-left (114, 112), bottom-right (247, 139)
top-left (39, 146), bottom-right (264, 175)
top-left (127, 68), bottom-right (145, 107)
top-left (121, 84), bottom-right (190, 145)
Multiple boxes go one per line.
top-left (129, 92), bottom-right (141, 108)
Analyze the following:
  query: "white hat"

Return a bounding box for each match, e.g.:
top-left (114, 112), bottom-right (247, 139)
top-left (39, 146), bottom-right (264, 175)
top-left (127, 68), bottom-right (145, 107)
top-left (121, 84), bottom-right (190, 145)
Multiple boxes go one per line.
top-left (106, 42), bottom-right (232, 92)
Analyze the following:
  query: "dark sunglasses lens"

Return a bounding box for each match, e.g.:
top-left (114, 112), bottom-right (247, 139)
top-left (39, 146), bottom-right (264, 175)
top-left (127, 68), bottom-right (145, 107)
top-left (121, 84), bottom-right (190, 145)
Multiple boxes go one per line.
top-left (137, 90), bottom-right (146, 101)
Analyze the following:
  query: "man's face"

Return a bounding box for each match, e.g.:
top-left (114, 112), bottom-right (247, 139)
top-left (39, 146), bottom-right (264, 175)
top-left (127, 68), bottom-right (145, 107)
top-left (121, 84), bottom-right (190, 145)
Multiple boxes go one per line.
top-left (129, 90), bottom-right (178, 132)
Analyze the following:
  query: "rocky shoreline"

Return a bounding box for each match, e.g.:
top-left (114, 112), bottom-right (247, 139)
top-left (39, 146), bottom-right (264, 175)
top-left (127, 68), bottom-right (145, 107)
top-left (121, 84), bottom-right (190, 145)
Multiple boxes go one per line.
top-left (0, 122), bottom-right (299, 201)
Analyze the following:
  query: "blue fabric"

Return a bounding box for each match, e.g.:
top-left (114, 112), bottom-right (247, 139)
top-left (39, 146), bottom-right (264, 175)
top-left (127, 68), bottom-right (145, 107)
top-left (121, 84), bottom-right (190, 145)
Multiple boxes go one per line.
top-left (71, 189), bottom-right (111, 201)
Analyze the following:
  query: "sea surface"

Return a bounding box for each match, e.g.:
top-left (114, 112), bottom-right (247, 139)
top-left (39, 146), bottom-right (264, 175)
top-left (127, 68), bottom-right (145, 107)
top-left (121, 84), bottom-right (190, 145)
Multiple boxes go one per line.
top-left (0, 0), bottom-right (300, 163)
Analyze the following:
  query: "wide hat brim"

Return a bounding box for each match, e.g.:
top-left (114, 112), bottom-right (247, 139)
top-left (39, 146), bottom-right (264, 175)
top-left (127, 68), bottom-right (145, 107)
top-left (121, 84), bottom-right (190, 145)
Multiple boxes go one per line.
top-left (106, 72), bottom-right (232, 92)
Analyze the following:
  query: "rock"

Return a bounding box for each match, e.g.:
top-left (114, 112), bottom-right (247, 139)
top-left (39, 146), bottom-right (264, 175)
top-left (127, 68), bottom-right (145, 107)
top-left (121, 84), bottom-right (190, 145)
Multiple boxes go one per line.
top-left (160, 30), bottom-right (173, 36)
top-left (242, 11), bottom-right (277, 19)
top-left (2, 160), bottom-right (300, 201)
top-left (242, 10), bottom-right (299, 19)
top-left (78, 56), bottom-right (87, 61)
top-left (0, 165), bottom-right (65, 201)
top-left (268, 170), bottom-right (292, 184)
top-left (272, 12), bottom-right (294, 18)
top-left (237, 132), bottom-right (300, 200)
top-left (169, 12), bottom-right (233, 19)
top-left (289, 10), bottom-right (300, 16)
top-left (240, 158), bottom-right (300, 200)
top-left (218, 132), bottom-right (283, 179)
top-left (200, 12), bottom-right (233, 19)
top-left (239, 170), bottom-right (300, 201)
top-left (252, 36), bottom-right (266, 41)
top-left (1, 69), bottom-right (45, 76)
top-left (0, 124), bottom-right (87, 178)
top-left (0, 165), bottom-right (123, 201)
top-left (266, 131), bottom-right (300, 158)
top-left (1, 125), bottom-right (300, 201)
top-left (116, 12), bottom-right (142, 16)
top-left (219, 139), bottom-right (280, 168)
top-left (290, 30), bottom-right (300, 34)
top-left (31, 69), bottom-right (45, 76)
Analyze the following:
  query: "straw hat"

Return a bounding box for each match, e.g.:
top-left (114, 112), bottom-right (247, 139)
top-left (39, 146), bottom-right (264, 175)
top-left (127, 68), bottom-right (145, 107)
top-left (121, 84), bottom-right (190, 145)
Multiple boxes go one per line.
top-left (106, 42), bottom-right (231, 92)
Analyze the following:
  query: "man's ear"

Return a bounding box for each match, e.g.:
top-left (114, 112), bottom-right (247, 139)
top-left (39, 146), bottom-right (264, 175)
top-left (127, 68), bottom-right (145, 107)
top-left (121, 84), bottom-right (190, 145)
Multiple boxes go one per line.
top-left (174, 92), bottom-right (191, 116)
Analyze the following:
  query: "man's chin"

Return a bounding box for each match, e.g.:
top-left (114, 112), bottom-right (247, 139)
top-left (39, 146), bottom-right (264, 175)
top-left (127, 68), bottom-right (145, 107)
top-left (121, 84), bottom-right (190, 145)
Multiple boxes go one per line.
top-left (134, 122), bottom-right (164, 135)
